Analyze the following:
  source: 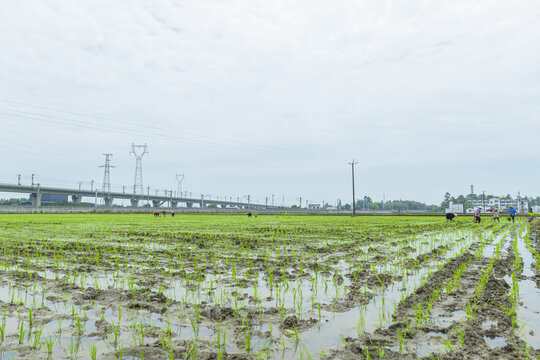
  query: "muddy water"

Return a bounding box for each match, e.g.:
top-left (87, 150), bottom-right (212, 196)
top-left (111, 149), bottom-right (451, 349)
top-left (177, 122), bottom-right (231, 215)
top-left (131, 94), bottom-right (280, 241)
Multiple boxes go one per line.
top-left (515, 226), bottom-right (540, 349)
top-left (280, 227), bottom-right (489, 359)
top-left (0, 216), bottom-right (514, 359)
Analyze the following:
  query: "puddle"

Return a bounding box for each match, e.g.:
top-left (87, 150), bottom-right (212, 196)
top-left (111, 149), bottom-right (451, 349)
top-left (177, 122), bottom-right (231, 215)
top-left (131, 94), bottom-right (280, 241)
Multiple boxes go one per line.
top-left (484, 335), bottom-right (507, 348)
top-left (432, 311), bottom-right (466, 329)
top-left (0, 351), bottom-right (19, 360)
top-left (515, 226), bottom-right (540, 349)
top-left (481, 320), bottom-right (497, 330)
top-left (415, 332), bottom-right (448, 358)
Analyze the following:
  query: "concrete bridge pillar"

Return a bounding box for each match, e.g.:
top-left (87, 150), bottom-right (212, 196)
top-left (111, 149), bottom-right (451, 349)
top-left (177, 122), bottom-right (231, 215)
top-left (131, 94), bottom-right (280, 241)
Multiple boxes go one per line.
top-left (104, 197), bottom-right (114, 207)
top-left (130, 199), bottom-right (139, 207)
top-left (152, 200), bottom-right (160, 208)
top-left (72, 195), bottom-right (83, 204)
top-left (30, 192), bottom-right (42, 207)
top-left (186, 202), bottom-right (193, 208)
top-left (171, 201), bottom-right (178, 208)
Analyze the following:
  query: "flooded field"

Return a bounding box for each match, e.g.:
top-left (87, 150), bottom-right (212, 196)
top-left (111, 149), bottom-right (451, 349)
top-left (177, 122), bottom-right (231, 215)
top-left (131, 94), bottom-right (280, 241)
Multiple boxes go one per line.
top-left (0, 214), bottom-right (539, 359)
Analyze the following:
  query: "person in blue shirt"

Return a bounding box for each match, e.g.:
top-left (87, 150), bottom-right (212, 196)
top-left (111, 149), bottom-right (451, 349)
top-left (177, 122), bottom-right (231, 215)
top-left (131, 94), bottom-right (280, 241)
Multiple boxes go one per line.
top-left (508, 205), bottom-right (517, 223)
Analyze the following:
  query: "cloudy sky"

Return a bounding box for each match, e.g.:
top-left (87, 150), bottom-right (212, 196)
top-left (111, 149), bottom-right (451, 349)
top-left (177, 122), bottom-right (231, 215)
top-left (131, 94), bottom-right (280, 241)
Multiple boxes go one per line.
top-left (1, 1), bottom-right (539, 205)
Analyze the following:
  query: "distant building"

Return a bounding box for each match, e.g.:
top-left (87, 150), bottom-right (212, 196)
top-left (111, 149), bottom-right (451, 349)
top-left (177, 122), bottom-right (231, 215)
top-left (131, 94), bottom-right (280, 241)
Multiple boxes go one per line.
top-left (471, 198), bottom-right (528, 213)
top-left (446, 202), bottom-right (463, 214)
top-left (28, 194), bottom-right (68, 204)
top-left (308, 204), bottom-right (321, 209)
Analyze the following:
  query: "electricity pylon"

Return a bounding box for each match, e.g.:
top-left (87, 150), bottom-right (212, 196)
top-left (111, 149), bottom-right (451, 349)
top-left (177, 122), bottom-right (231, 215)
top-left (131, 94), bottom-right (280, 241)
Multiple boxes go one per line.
top-left (176, 174), bottom-right (184, 197)
top-left (99, 154), bottom-right (115, 194)
top-left (130, 143), bottom-right (148, 194)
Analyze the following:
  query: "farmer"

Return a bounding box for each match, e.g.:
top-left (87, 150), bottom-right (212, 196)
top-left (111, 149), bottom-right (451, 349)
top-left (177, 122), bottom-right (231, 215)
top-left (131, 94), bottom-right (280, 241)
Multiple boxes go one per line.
top-left (247, 212), bottom-right (252, 217)
top-left (171, 210), bottom-right (175, 217)
top-left (492, 208), bottom-right (500, 222)
top-left (474, 206), bottom-right (482, 223)
top-left (508, 205), bottom-right (517, 223)
top-left (162, 210), bottom-right (167, 217)
top-left (153, 211), bottom-right (159, 217)
top-left (445, 213), bottom-right (457, 222)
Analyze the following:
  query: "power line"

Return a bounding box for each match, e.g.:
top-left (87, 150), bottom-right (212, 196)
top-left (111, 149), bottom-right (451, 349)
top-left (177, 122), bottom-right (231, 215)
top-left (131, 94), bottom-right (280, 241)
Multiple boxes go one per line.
top-left (0, 99), bottom-right (342, 160)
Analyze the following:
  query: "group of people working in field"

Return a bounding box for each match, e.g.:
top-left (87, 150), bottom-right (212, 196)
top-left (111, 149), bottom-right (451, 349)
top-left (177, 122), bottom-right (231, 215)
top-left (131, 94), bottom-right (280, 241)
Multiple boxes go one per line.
top-left (446, 205), bottom-right (517, 223)
top-left (153, 210), bottom-right (175, 217)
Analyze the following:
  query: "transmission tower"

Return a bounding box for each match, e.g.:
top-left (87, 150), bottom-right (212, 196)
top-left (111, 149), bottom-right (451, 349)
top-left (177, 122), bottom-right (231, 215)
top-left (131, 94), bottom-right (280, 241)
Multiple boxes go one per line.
top-left (99, 154), bottom-right (115, 194)
top-left (175, 174), bottom-right (184, 197)
top-left (130, 143), bottom-right (148, 194)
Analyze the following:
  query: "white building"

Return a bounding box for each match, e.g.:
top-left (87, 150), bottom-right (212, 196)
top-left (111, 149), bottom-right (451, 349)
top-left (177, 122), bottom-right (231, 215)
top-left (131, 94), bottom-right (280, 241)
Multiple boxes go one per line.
top-left (471, 198), bottom-right (528, 213)
top-left (446, 202), bottom-right (464, 214)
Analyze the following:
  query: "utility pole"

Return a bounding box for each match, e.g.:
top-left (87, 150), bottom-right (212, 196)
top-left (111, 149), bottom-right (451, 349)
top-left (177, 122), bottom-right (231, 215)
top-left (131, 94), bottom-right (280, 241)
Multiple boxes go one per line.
top-left (78, 181), bottom-right (83, 191)
top-left (298, 197), bottom-right (302, 208)
top-left (349, 160), bottom-right (358, 215)
top-left (482, 190), bottom-right (485, 208)
top-left (130, 143), bottom-right (148, 195)
top-left (90, 180), bottom-right (94, 192)
top-left (17, 174), bottom-right (21, 186)
top-left (265, 197), bottom-right (268, 209)
top-left (99, 154), bottom-right (115, 195)
top-left (272, 194), bottom-right (274, 207)
top-left (31, 174), bottom-right (35, 187)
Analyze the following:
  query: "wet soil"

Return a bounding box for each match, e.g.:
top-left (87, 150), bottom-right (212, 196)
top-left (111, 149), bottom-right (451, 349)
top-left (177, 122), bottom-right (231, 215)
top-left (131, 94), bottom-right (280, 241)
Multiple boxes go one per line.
top-left (0, 215), bottom-right (537, 359)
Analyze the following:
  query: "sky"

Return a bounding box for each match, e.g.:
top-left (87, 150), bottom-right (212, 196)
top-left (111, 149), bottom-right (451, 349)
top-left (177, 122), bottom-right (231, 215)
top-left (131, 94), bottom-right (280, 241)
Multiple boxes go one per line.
top-left (1, 1), bottom-right (540, 206)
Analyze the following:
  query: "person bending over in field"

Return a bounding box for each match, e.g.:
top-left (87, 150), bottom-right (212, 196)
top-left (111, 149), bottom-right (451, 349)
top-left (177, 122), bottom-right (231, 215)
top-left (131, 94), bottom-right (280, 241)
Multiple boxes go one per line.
top-left (508, 205), bottom-right (517, 223)
top-left (445, 213), bottom-right (457, 222)
top-left (153, 211), bottom-right (159, 217)
top-left (492, 208), bottom-right (500, 222)
top-left (474, 206), bottom-right (482, 223)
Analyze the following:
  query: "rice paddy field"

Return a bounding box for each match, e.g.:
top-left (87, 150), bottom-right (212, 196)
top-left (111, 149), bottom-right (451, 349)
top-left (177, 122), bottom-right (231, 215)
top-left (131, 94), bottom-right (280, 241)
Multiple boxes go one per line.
top-left (0, 213), bottom-right (539, 359)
